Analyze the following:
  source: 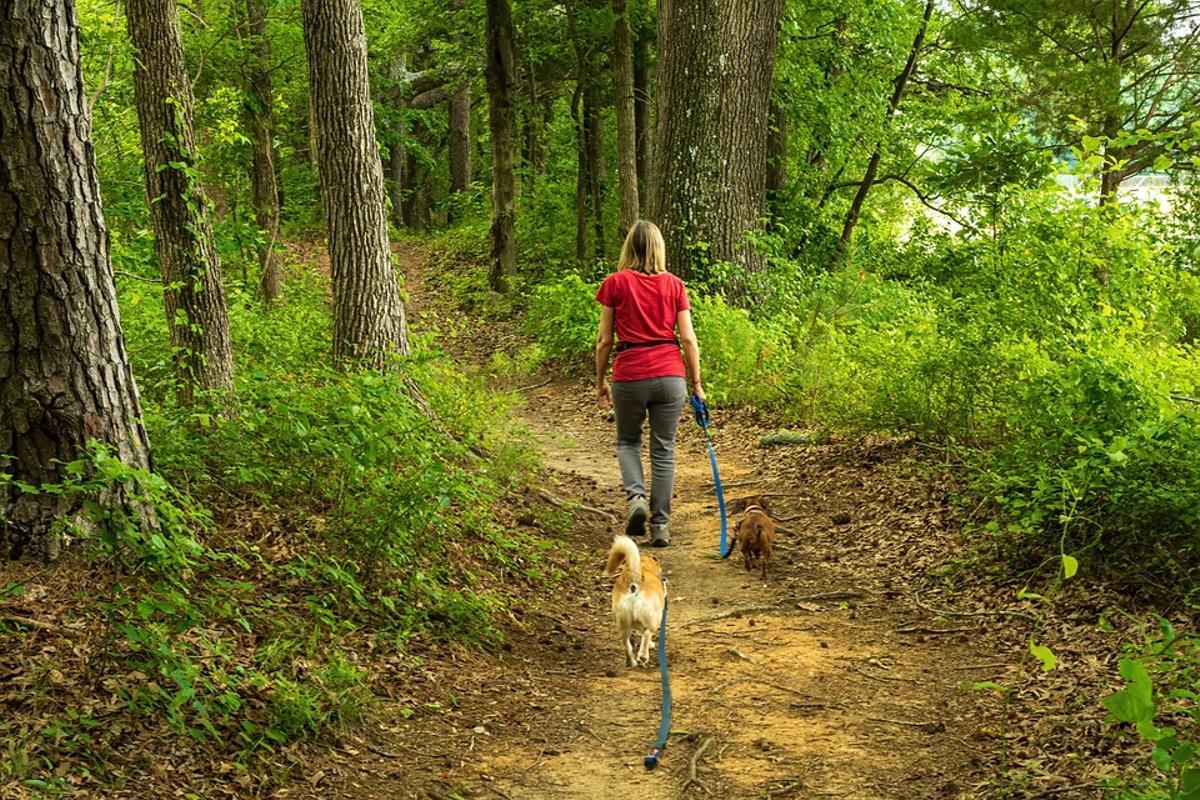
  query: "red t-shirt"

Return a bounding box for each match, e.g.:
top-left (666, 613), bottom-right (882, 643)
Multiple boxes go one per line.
top-left (595, 269), bottom-right (690, 382)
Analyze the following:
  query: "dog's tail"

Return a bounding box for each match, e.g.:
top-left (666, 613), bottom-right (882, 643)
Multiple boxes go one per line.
top-left (603, 534), bottom-right (642, 593)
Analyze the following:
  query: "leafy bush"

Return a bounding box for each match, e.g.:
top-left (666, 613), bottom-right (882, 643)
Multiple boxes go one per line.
top-left (523, 274), bottom-right (601, 363)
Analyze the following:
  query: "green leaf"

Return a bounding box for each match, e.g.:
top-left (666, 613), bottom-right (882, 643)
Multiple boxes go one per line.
top-left (1061, 555), bottom-right (1078, 579)
top-left (971, 680), bottom-right (1010, 693)
top-left (1153, 153), bottom-right (1173, 171)
top-left (1029, 640), bottom-right (1057, 672)
top-left (1102, 658), bottom-right (1155, 725)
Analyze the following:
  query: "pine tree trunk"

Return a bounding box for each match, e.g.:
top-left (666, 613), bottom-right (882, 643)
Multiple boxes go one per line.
top-left (633, 9), bottom-right (651, 216)
top-left (126, 0), bottom-right (235, 403)
top-left (448, 84), bottom-right (472, 221)
top-left (244, 0), bottom-right (283, 303)
top-left (612, 0), bottom-right (640, 236)
top-left (301, 0), bottom-right (409, 365)
top-left (1, 0), bottom-right (153, 560)
top-left (485, 0), bottom-right (518, 292)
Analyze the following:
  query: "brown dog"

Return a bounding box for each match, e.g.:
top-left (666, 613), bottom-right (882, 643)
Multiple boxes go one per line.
top-left (731, 496), bottom-right (775, 579)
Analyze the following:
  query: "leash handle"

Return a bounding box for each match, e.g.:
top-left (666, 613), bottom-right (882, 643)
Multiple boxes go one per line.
top-left (690, 394), bottom-right (710, 431)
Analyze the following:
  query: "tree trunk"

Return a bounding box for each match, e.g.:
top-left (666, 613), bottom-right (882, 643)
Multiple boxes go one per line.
top-left (403, 145), bottom-right (430, 231)
top-left (448, 84), bottom-right (472, 221)
top-left (126, 0), bottom-right (235, 403)
top-left (838, 0), bottom-right (933, 255)
top-left (767, 97), bottom-right (788, 207)
top-left (633, 8), bottom-right (651, 216)
top-left (571, 82), bottom-right (589, 262)
top-left (389, 143), bottom-right (406, 228)
top-left (612, 0), bottom-right (640, 236)
top-left (244, 0), bottom-right (283, 303)
top-left (650, 0), bottom-right (783, 293)
top-left (711, 0), bottom-right (784, 294)
top-left (301, 0), bottom-right (409, 365)
top-left (485, 0), bottom-right (518, 292)
top-left (1, 0), bottom-right (153, 561)
top-left (585, 83), bottom-right (607, 261)
top-left (447, 0), bottom-right (471, 222)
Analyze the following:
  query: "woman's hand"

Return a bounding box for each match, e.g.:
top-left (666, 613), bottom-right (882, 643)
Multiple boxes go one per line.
top-left (596, 380), bottom-right (612, 409)
top-left (691, 380), bottom-right (706, 404)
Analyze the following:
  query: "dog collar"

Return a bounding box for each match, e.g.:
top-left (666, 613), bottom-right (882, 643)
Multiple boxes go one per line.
top-left (743, 504), bottom-right (765, 515)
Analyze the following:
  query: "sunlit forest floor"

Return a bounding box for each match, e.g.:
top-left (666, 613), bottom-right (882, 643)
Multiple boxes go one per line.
top-left (0, 238), bottom-right (1161, 799)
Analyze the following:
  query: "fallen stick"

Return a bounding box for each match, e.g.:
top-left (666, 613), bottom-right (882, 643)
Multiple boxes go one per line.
top-left (913, 591), bottom-right (1036, 622)
top-left (678, 737), bottom-right (714, 799)
top-left (684, 605), bottom-right (782, 625)
top-left (866, 716), bottom-right (945, 733)
top-left (518, 378), bottom-right (553, 391)
top-left (765, 780), bottom-right (805, 799)
top-left (895, 625), bottom-right (976, 635)
top-left (794, 591), bottom-right (867, 602)
top-left (0, 613), bottom-right (79, 638)
top-left (533, 488), bottom-right (617, 524)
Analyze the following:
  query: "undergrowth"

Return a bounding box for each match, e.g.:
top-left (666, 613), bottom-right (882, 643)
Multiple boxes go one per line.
top-left (0, 262), bottom-right (558, 796)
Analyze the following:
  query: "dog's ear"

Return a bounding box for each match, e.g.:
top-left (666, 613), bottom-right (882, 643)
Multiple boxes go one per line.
top-left (729, 497), bottom-right (746, 514)
top-left (760, 497), bottom-right (772, 513)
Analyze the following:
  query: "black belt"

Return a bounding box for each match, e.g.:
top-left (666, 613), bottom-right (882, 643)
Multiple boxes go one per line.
top-left (615, 338), bottom-right (680, 353)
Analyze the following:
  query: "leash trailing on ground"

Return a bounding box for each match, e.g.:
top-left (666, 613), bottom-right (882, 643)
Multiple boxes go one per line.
top-left (644, 578), bottom-right (671, 769)
top-left (690, 395), bottom-right (731, 559)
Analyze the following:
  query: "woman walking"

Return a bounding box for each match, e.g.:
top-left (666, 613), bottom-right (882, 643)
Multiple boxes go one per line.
top-left (595, 221), bottom-right (704, 548)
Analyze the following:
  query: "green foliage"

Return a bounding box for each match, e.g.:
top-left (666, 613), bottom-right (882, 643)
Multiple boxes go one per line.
top-left (523, 274), bottom-right (601, 362)
top-left (1105, 620), bottom-right (1200, 799)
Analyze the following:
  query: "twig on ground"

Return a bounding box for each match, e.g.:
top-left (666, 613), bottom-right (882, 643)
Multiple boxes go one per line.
top-left (486, 786), bottom-right (515, 800)
top-left (765, 779), bottom-right (805, 799)
top-left (727, 647), bottom-right (758, 664)
top-left (684, 605), bottom-right (781, 625)
top-left (850, 665), bottom-right (916, 684)
top-left (794, 591), bottom-right (867, 602)
top-left (1029, 784), bottom-right (1103, 798)
top-left (533, 488), bottom-right (617, 524)
top-left (894, 625), bottom-right (976, 635)
top-left (866, 716), bottom-right (945, 733)
top-left (913, 591), bottom-right (1036, 622)
top-left (518, 378), bottom-right (553, 391)
top-left (366, 743), bottom-right (399, 758)
top-left (679, 736), bottom-right (714, 799)
top-left (946, 662), bottom-right (1012, 671)
top-left (522, 746), bottom-right (547, 776)
top-left (0, 613), bottom-right (79, 638)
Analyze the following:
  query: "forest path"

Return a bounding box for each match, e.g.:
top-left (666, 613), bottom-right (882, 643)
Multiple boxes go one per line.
top-left (334, 241), bottom-right (1005, 799)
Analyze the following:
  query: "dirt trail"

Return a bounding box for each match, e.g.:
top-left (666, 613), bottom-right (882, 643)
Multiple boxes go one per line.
top-left (330, 242), bottom-right (1006, 800)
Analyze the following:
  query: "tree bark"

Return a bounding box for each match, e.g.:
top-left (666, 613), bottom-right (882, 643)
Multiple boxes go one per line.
top-left (389, 142), bottom-right (406, 228)
top-left (448, 84), bottom-right (472, 221)
top-left (301, 0), bottom-right (409, 365)
top-left (767, 97), bottom-right (788, 207)
top-left (571, 82), bottom-right (589, 262)
top-left (243, 0), bottom-right (283, 302)
top-left (485, 0), bottom-right (518, 292)
top-left (1, 0), bottom-right (153, 560)
top-left (612, 0), bottom-right (641, 236)
top-left (585, 83), bottom-right (606, 261)
top-left (403, 143), bottom-right (430, 231)
top-left (838, 0), bottom-right (933, 255)
top-left (633, 6), bottom-right (651, 215)
top-left (711, 0), bottom-right (784, 293)
top-left (650, 0), bottom-right (783, 293)
top-left (126, 0), bottom-right (235, 403)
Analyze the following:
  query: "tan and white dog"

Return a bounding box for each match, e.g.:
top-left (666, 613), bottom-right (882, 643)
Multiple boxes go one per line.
top-left (603, 535), bottom-right (665, 668)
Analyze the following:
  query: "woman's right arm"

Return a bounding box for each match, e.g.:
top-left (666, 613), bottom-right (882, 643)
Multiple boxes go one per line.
top-left (677, 309), bottom-right (705, 402)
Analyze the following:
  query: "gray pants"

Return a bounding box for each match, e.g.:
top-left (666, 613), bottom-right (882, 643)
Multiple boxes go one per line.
top-left (612, 376), bottom-right (687, 526)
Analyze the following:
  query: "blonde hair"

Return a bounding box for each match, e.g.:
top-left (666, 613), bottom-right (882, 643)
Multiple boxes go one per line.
top-left (617, 220), bottom-right (667, 274)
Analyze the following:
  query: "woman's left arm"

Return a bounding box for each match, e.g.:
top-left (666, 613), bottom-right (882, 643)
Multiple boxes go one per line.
top-left (595, 305), bottom-right (615, 408)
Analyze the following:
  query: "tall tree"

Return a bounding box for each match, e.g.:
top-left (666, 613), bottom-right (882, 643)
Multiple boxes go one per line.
top-left (612, 0), bottom-right (641, 234)
top-left (650, 0), bottom-right (784, 293)
top-left (1, 0), bottom-right (153, 560)
top-left (126, 0), bottom-right (235, 402)
top-left (241, 0), bottom-right (283, 302)
top-left (302, 0), bottom-right (410, 364)
top-left (485, 0), bottom-right (518, 292)
top-left (448, 0), bottom-right (472, 221)
top-left (839, 0), bottom-right (934, 252)
top-left (633, 2), bottom-right (652, 214)
top-left (957, 0), bottom-right (1200, 202)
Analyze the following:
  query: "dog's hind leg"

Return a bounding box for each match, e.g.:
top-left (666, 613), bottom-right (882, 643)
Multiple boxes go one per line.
top-left (637, 629), bottom-right (653, 666)
top-left (621, 624), bottom-right (636, 668)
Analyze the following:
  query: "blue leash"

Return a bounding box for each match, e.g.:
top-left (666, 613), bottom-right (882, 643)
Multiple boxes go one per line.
top-left (690, 395), bottom-right (731, 559)
top-left (644, 578), bottom-right (670, 769)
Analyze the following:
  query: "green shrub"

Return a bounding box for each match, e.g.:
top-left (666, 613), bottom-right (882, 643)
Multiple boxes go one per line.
top-left (523, 274), bottom-right (601, 363)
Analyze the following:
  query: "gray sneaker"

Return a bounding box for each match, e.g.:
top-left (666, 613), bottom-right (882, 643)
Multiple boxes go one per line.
top-left (626, 496), bottom-right (648, 536)
top-left (649, 523), bottom-right (670, 548)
